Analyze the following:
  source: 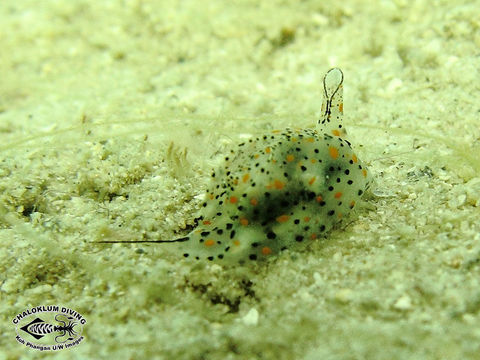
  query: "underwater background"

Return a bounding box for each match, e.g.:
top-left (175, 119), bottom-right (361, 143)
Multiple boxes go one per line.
top-left (1, 0), bottom-right (479, 359)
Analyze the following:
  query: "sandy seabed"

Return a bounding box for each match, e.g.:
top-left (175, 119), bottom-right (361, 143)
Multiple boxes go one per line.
top-left (1, 0), bottom-right (480, 359)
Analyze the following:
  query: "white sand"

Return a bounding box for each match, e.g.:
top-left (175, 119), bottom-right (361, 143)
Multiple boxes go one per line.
top-left (1, 0), bottom-right (480, 359)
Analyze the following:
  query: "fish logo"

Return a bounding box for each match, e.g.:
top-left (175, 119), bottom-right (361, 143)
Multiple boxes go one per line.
top-left (13, 305), bottom-right (86, 351)
top-left (20, 314), bottom-right (81, 343)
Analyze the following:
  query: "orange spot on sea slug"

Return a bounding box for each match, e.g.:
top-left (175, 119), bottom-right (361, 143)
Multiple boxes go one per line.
top-left (310, 233), bottom-right (317, 240)
top-left (352, 154), bottom-right (358, 163)
top-left (274, 180), bottom-right (285, 190)
top-left (265, 147), bottom-right (271, 154)
top-left (316, 195), bottom-right (323, 203)
top-left (334, 192), bottom-right (342, 199)
top-left (233, 240), bottom-right (240, 246)
top-left (203, 220), bottom-right (211, 225)
top-left (286, 154), bottom-right (295, 162)
top-left (205, 239), bottom-right (215, 247)
top-left (262, 247), bottom-right (272, 255)
top-left (362, 169), bottom-right (368, 177)
top-left (242, 174), bottom-right (250, 183)
top-left (329, 146), bottom-right (339, 159)
top-left (230, 196), bottom-right (238, 204)
top-left (250, 198), bottom-right (258, 206)
top-left (332, 130), bottom-right (340, 137)
top-left (309, 177), bottom-right (316, 185)
top-left (304, 216), bottom-right (310, 222)
top-left (240, 217), bottom-right (249, 226)
top-left (339, 103), bottom-right (343, 113)
top-left (276, 215), bottom-right (289, 223)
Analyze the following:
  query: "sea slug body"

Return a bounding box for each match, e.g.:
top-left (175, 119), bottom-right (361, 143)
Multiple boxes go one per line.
top-left (102, 68), bottom-right (372, 264)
